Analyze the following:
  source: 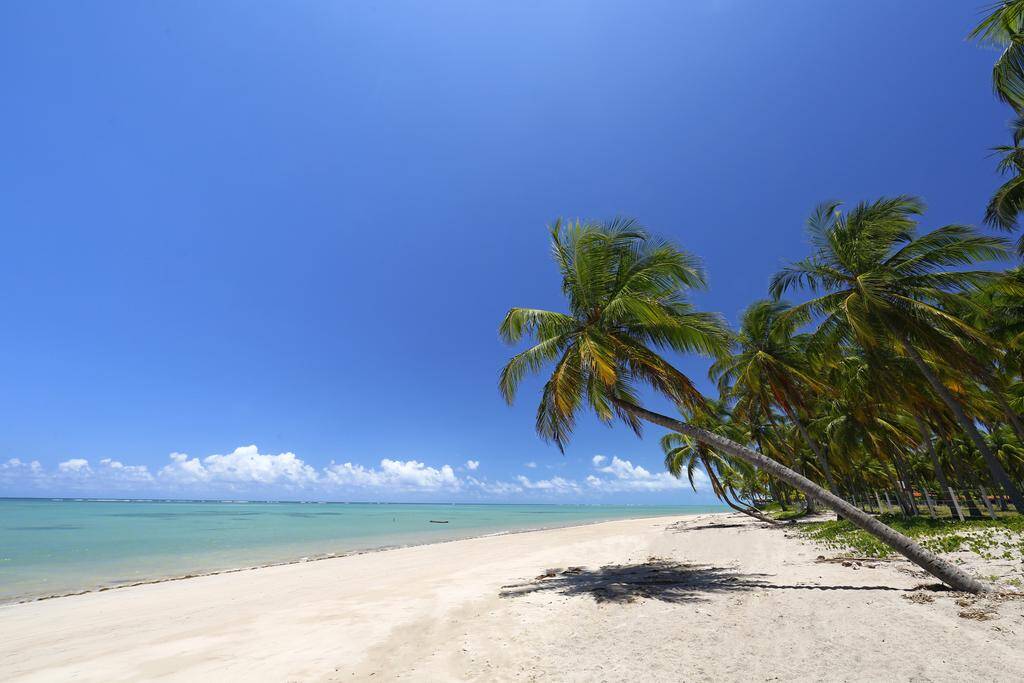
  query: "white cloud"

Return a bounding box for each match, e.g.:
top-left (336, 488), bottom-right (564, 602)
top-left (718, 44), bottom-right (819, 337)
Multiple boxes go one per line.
top-left (58, 458), bottom-right (91, 474)
top-left (524, 461), bottom-right (537, 469)
top-left (160, 446), bottom-right (318, 486)
top-left (5, 447), bottom-right (468, 495)
top-left (466, 476), bottom-right (522, 496)
top-left (2, 458), bottom-right (41, 473)
top-left (0, 446), bottom-right (709, 500)
top-left (324, 459), bottom-right (459, 491)
top-left (515, 474), bottom-right (580, 493)
top-left (4, 456), bottom-right (152, 491)
top-left (588, 456), bottom-right (705, 492)
top-left (98, 458), bottom-right (153, 482)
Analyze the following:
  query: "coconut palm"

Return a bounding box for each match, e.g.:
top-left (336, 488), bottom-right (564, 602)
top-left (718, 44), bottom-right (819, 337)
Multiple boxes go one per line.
top-left (770, 196), bottom-right (1023, 512)
top-left (660, 401), bottom-right (780, 525)
top-left (950, 269), bottom-right (1024, 441)
top-left (711, 300), bottom-right (838, 493)
top-left (814, 351), bottom-right (921, 515)
top-left (499, 218), bottom-right (990, 593)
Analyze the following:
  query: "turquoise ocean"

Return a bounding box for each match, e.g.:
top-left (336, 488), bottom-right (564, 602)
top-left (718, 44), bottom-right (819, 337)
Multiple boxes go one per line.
top-left (0, 498), bottom-right (723, 603)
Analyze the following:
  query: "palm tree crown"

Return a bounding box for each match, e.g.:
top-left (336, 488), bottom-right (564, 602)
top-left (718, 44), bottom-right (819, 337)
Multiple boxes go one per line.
top-left (498, 219), bottom-right (728, 450)
top-left (770, 196), bottom-right (1008, 358)
top-left (711, 299), bottom-right (821, 420)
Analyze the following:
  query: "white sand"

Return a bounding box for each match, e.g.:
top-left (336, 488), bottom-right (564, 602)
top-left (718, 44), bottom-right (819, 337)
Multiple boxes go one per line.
top-left (1, 513), bottom-right (1021, 681)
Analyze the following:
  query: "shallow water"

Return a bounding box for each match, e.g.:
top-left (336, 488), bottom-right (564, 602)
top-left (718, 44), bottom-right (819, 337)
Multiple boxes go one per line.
top-left (0, 498), bottom-right (722, 602)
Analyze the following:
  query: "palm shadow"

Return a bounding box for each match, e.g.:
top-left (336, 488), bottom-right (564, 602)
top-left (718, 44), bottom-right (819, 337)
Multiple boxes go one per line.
top-left (500, 558), bottom-right (770, 604)
top-left (671, 522), bottom-right (750, 532)
top-left (499, 558), bottom-right (910, 604)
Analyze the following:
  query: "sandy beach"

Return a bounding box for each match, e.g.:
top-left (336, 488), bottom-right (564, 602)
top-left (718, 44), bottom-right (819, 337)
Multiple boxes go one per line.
top-left (1, 512), bottom-right (1021, 682)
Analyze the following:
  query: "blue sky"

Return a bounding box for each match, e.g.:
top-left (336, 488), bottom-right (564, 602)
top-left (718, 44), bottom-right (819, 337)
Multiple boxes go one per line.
top-left (0, 1), bottom-right (1011, 503)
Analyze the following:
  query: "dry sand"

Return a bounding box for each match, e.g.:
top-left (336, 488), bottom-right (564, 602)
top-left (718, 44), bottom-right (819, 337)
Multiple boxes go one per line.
top-left (1, 512), bottom-right (1022, 682)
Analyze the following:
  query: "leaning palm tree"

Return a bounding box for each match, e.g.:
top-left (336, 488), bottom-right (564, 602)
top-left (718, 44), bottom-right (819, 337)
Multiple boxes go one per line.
top-left (770, 196), bottom-right (1023, 512)
top-left (499, 218), bottom-right (989, 593)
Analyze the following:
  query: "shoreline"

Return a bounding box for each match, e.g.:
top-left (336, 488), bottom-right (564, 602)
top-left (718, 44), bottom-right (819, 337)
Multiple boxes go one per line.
top-left (3, 511), bottom-right (715, 607)
top-left (3, 512), bottom-right (1021, 681)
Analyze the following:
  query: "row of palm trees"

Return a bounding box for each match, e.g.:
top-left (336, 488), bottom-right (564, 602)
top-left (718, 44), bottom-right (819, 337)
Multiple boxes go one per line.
top-left (496, 4), bottom-right (1024, 596)
top-left (697, 197), bottom-right (1024, 519)
top-left (499, 212), bottom-right (1018, 593)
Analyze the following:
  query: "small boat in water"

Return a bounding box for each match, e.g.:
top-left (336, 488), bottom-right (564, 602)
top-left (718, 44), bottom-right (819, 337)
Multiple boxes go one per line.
top-left (428, 520), bottom-right (449, 524)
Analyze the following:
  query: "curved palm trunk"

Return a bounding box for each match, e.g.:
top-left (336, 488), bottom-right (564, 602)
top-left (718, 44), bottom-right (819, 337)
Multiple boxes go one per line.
top-left (703, 459), bottom-right (781, 526)
top-left (609, 397), bottom-right (991, 594)
top-left (902, 341), bottom-right (1024, 512)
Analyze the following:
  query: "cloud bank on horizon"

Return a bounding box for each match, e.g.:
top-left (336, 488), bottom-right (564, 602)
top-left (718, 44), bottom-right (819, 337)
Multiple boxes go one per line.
top-left (0, 445), bottom-right (709, 501)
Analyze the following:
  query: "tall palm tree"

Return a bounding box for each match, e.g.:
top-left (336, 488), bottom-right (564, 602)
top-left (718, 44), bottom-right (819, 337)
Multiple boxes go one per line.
top-left (770, 196), bottom-right (1023, 512)
top-left (499, 218), bottom-right (990, 593)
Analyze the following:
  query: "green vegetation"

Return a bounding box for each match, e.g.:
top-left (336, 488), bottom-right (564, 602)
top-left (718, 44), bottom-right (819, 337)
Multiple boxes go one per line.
top-left (799, 515), bottom-right (1024, 562)
top-left (496, 6), bottom-right (1024, 595)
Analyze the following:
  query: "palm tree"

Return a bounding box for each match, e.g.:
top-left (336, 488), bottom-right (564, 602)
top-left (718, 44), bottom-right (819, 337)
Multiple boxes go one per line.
top-left (660, 401), bottom-right (780, 525)
top-left (814, 351), bottom-right (921, 515)
top-left (770, 196), bottom-right (1023, 512)
top-left (951, 269), bottom-right (1024, 441)
top-left (711, 300), bottom-right (838, 493)
top-left (499, 218), bottom-right (990, 593)
top-left (970, 1), bottom-right (1024, 113)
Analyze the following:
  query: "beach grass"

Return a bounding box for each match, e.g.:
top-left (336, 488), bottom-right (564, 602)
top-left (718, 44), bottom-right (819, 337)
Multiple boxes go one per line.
top-left (797, 513), bottom-right (1024, 561)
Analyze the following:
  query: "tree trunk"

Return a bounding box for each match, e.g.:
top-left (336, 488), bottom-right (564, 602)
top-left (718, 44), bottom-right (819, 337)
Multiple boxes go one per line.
top-left (791, 411), bottom-right (838, 493)
top-left (609, 397), bottom-right (991, 594)
top-left (724, 488), bottom-right (781, 524)
top-left (702, 456), bottom-right (782, 526)
top-left (901, 340), bottom-right (1024, 513)
top-left (798, 461), bottom-right (819, 514)
top-left (943, 437), bottom-right (985, 518)
top-left (887, 449), bottom-right (918, 517)
top-left (914, 415), bottom-right (957, 517)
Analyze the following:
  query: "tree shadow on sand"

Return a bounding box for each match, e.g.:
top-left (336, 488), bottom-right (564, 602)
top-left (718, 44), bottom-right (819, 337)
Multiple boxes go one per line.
top-left (499, 557), bottom-right (910, 604)
top-left (671, 522), bottom-right (751, 532)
